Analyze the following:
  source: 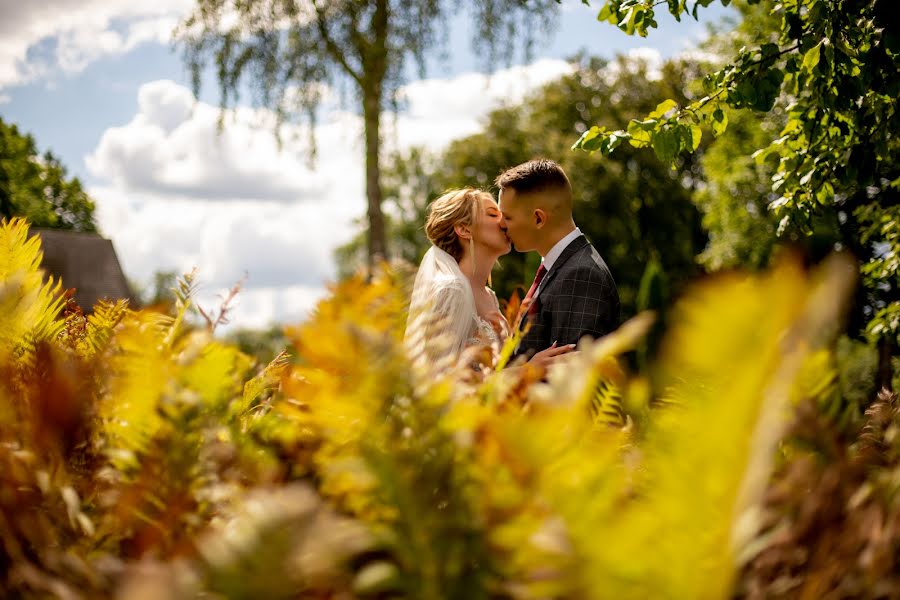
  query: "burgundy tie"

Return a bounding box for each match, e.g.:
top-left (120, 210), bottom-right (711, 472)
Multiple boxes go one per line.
top-left (524, 264), bottom-right (547, 316)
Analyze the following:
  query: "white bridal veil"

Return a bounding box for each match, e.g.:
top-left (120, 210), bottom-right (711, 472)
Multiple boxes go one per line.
top-left (404, 246), bottom-right (477, 369)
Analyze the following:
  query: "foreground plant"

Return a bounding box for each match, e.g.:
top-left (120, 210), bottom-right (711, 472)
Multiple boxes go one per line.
top-left (1, 217), bottom-right (882, 599)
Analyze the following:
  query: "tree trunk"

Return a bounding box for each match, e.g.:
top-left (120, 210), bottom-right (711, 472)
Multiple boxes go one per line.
top-left (876, 336), bottom-right (894, 393)
top-left (358, 0), bottom-right (389, 273)
top-left (363, 91), bottom-right (387, 271)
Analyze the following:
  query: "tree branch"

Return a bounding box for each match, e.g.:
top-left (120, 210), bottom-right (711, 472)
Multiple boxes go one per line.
top-left (310, 0), bottom-right (364, 86)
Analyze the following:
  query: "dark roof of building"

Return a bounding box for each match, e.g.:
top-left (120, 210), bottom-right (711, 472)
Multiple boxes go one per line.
top-left (30, 228), bottom-right (138, 312)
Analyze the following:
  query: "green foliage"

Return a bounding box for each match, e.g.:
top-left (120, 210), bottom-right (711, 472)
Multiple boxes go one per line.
top-left (0, 117), bottom-right (97, 232)
top-left (693, 105), bottom-right (782, 270)
top-left (576, 0), bottom-right (900, 351)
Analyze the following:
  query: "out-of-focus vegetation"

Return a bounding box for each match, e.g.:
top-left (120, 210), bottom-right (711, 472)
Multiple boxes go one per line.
top-left (5, 216), bottom-right (898, 599)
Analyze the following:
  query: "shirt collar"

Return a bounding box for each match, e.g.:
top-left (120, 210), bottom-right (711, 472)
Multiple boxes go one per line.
top-left (542, 227), bottom-right (582, 272)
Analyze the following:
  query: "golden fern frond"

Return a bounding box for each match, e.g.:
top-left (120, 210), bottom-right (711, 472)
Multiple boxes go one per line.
top-left (855, 388), bottom-right (900, 467)
top-left (267, 272), bottom-right (412, 520)
top-left (235, 350), bottom-right (289, 417)
top-left (0, 218), bottom-right (66, 367)
top-left (98, 311), bottom-right (171, 464)
top-left (83, 298), bottom-right (130, 357)
top-left (0, 217), bottom-right (43, 278)
top-left (591, 376), bottom-right (625, 428)
top-left (162, 268), bottom-right (199, 347)
top-left (178, 333), bottom-right (254, 411)
top-left (28, 276), bottom-right (66, 338)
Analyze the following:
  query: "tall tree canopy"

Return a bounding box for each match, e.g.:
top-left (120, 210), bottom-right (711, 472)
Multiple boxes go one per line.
top-left (337, 53), bottom-right (708, 321)
top-left (177, 0), bottom-right (559, 269)
top-left (575, 0), bottom-right (899, 384)
top-left (0, 117), bottom-right (97, 232)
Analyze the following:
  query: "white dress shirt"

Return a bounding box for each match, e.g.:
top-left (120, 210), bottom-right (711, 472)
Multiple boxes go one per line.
top-left (535, 227), bottom-right (582, 299)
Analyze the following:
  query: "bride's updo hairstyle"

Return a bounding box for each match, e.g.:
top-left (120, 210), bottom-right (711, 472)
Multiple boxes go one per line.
top-left (425, 188), bottom-right (492, 262)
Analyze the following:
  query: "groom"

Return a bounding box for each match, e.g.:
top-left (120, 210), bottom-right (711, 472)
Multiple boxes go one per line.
top-left (497, 159), bottom-right (620, 359)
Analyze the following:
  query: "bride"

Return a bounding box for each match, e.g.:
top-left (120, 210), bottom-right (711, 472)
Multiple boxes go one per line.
top-left (405, 187), bottom-right (572, 372)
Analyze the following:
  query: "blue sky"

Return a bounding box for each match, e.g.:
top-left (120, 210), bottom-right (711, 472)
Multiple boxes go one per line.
top-left (0, 0), bottom-right (733, 329)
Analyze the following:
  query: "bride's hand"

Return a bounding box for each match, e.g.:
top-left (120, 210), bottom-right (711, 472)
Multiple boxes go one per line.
top-left (528, 341), bottom-right (576, 371)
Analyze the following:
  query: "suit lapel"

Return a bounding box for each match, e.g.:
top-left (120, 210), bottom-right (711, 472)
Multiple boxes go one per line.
top-left (539, 235), bottom-right (588, 292)
top-left (517, 235), bottom-right (589, 334)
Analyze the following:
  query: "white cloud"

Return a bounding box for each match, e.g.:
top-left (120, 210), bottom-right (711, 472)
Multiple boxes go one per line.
top-left (86, 79), bottom-right (338, 202)
top-left (0, 0), bottom-right (192, 89)
top-left (91, 187), bottom-right (353, 330)
top-left (391, 58), bottom-right (574, 150)
top-left (202, 285), bottom-right (329, 331)
top-left (87, 59), bottom-right (573, 329)
top-left (90, 186), bottom-right (356, 290)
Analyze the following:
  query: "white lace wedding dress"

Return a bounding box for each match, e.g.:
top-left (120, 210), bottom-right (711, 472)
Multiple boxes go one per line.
top-left (405, 246), bottom-right (506, 371)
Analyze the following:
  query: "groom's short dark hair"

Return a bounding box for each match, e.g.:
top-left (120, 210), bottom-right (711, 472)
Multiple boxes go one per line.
top-left (495, 159), bottom-right (571, 195)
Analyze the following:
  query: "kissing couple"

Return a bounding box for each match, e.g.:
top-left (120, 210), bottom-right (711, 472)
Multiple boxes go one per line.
top-left (405, 159), bottom-right (620, 373)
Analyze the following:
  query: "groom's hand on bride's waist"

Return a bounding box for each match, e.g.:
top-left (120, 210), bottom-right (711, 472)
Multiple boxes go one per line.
top-left (528, 341), bottom-right (577, 373)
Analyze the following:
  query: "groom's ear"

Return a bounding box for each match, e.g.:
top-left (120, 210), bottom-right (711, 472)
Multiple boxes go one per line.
top-left (454, 224), bottom-right (472, 240)
top-left (533, 208), bottom-right (547, 229)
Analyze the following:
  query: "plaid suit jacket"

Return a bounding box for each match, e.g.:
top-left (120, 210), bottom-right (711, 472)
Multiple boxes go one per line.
top-left (515, 235), bottom-right (620, 358)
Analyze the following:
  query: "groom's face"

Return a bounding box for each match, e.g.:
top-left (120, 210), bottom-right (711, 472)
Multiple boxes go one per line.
top-left (498, 188), bottom-right (538, 252)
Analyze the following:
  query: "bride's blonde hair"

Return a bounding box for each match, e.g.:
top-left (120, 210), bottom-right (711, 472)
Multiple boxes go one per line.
top-left (425, 188), bottom-right (493, 263)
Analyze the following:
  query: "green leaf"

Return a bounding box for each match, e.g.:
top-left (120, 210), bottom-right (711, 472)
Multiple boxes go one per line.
top-left (626, 118), bottom-right (656, 147)
top-left (573, 125), bottom-right (607, 152)
top-left (649, 99), bottom-right (679, 119)
top-left (606, 132), bottom-right (625, 153)
top-left (689, 124), bottom-right (702, 150)
top-left (784, 55), bottom-right (799, 73)
top-left (667, 0), bottom-right (684, 21)
top-left (815, 181), bottom-right (835, 205)
top-left (711, 107), bottom-right (728, 137)
top-left (759, 43), bottom-right (780, 60)
top-left (597, 2), bottom-right (617, 23)
top-left (652, 126), bottom-right (680, 163)
top-left (619, 6), bottom-right (639, 35)
top-left (802, 42), bottom-right (821, 71)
